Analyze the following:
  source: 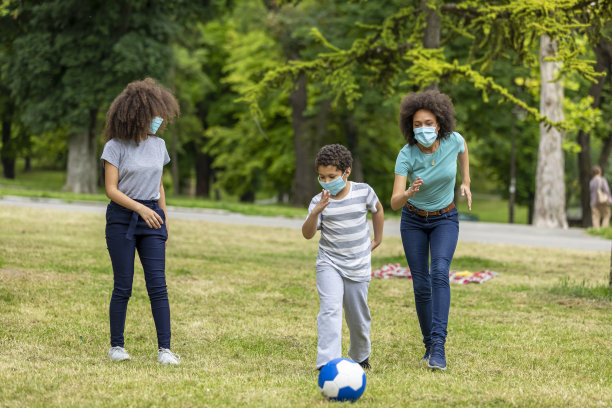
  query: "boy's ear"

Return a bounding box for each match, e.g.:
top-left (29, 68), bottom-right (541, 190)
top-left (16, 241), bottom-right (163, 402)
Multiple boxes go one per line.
top-left (344, 167), bottom-right (351, 178)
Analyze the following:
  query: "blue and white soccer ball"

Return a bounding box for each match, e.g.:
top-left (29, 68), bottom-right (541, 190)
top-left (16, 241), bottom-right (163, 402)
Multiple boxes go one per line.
top-left (318, 358), bottom-right (366, 402)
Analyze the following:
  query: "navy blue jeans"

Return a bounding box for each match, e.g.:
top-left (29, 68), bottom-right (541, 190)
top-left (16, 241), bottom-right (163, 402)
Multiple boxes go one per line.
top-left (105, 200), bottom-right (171, 349)
top-left (400, 205), bottom-right (459, 347)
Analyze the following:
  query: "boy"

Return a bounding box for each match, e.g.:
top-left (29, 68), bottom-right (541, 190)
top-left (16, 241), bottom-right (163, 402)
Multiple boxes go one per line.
top-left (302, 144), bottom-right (384, 370)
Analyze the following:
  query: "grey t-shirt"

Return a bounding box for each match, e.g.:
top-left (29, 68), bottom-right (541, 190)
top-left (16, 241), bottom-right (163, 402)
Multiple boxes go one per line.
top-left (101, 136), bottom-right (170, 200)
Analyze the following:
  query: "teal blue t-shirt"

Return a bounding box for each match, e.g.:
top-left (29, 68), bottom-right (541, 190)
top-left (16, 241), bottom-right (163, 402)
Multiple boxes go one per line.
top-left (394, 132), bottom-right (465, 211)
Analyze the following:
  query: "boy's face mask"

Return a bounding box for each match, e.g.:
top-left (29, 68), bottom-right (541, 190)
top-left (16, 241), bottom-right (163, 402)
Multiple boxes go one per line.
top-left (318, 170), bottom-right (347, 196)
top-left (149, 117), bottom-right (164, 134)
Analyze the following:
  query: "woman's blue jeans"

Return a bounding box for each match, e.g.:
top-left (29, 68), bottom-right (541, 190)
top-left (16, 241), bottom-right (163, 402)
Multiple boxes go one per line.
top-left (105, 200), bottom-right (171, 349)
top-left (400, 205), bottom-right (459, 347)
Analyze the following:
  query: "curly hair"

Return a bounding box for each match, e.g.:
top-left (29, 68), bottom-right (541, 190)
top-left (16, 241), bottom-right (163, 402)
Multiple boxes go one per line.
top-left (315, 144), bottom-right (353, 173)
top-left (399, 89), bottom-right (456, 145)
top-left (104, 77), bottom-right (180, 145)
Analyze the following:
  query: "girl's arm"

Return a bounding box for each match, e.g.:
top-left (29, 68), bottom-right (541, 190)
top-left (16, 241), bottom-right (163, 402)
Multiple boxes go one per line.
top-left (158, 180), bottom-right (168, 244)
top-left (371, 201), bottom-right (384, 251)
top-left (104, 161), bottom-right (164, 229)
top-left (458, 140), bottom-right (472, 211)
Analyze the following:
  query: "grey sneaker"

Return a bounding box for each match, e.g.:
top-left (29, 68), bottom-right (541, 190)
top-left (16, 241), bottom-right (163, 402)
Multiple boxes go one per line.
top-left (108, 346), bottom-right (131, 362)
top-left (158, 348), bottom-right (180, 365)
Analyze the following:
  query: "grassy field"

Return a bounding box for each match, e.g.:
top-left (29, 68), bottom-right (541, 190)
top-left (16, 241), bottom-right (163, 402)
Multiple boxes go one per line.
top-left (0, 204), bottom-right (610, 407)
top-left (0, 170), bottom-right (532, 223)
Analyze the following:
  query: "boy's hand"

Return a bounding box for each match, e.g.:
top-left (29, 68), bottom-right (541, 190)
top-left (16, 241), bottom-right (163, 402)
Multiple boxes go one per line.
top-left (371, 238), bottom-right (382, 251)
top-left (313, 189), bottom-right (331, 214)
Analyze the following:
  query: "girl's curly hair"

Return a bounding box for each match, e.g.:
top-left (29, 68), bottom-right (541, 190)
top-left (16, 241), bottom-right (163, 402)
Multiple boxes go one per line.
top-left (315, 144), bottom-right (353, 173)
top-left (399, 89), bottom-right (456, 145)
top-left (104, 77), bottom-right (180, 145)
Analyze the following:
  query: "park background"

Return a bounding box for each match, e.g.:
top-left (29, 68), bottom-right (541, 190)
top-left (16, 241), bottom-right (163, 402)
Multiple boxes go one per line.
top-left (0, 1), bottom-right (611, 407)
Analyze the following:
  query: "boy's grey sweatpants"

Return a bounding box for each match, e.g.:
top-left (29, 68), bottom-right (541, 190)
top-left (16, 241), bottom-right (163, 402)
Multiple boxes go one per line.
top-left (316, 265), bottom-right (371, 369)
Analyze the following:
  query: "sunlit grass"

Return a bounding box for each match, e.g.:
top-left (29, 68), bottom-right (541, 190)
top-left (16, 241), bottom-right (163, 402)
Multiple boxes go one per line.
top-left (0, 205), bottom-right (610, 407)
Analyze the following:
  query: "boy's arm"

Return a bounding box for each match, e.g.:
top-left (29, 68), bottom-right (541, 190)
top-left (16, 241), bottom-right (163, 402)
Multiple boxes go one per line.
top-left (371, 201), bottom-right (384, 251)
top-left (302, 190), bottom-right (331, 239)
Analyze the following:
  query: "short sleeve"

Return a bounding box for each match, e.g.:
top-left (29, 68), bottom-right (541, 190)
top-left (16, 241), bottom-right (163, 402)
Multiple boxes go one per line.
top-left (161, 139), bottom-right (171, 165)
top-left (307, 195), bottom-right (322, 230)
top-left (453, 132), bottom-right (465, 154)
top-left (101, 140), bottom-right (120, 168)
top-left (365, 184), bottom-right (380, 213)
top-left (394, 146), bottom-right (410, 176)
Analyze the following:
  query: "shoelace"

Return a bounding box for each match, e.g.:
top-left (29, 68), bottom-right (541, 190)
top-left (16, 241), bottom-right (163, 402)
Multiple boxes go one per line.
top-left (159, 348), bottom-right (181, 362)
top-left (110, 346), bottom-right (126, 354)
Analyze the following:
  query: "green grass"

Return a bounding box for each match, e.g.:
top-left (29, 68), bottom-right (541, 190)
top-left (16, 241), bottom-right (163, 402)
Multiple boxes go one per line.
top-left (2, 170), bottom-right (533, 223)
top-left (0, 205), bottom-right (610, 407)
top-left (587, 226), bottom-right (612, 240)
top-left (456, 194), bottom-right (529, 224)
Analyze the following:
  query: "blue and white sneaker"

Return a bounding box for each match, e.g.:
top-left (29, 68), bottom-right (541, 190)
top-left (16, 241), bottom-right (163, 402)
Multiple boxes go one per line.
top-left (108, 346), bottom-right (131, 362)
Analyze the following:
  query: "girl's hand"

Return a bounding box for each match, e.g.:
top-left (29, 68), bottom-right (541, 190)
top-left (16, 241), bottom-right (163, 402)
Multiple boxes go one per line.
top-left (461, 183), bottom-right (472, 211)
top-left (407, 177), bottom-right (423, 198)
top-left (371, 239), bottom-right (382, 251)
top-left (138, 205), bottom-right (164, 229)
top-left (313, 189), bottom-right (331, 214)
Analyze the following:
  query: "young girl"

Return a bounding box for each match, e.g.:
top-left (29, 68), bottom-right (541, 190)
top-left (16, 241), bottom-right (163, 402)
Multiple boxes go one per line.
top-left (101, 78), bottom-right (180, 364)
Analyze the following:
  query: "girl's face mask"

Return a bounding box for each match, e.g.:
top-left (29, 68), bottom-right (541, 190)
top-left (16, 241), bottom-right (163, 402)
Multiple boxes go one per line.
top-left (149, 117), bottom-right (164, 134)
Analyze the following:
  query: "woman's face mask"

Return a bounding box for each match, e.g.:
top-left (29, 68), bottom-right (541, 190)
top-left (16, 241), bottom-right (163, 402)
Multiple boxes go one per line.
top-left (414, 126), bottom-right (438, 147)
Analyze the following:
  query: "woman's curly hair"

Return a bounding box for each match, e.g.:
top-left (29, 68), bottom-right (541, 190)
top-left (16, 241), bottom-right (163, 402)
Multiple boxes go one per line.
top-left (315, 144), bottom-right (353, 172)
top-left (105, 77), bottom-right (180, 145)
top-left (399, 89), bottom-right (456, 145)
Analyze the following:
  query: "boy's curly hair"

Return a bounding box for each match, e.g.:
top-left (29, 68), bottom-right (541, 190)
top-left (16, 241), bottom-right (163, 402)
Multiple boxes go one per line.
top-left (105, 77), bottom-right (180, 145)
top-left (399, 89), bottom-right (456, 145)
top-left (315, 144), bottom-right (353, 172)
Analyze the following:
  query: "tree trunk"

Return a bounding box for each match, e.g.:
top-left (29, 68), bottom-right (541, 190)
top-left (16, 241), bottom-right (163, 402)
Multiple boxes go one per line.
top-left (421, 0), bottom-right (440, 90)
top-left (290, 72), bottom-right (316, 206)
top-left (1, 102), bottom-right (16, 179)
top-left (64, 109), bottom-right (98, 193)
top-left (600, 130), bottom-right (612, 173)
top-left (576, 38), bottom-right (611, 226)
top-left (534, 35), bottom-right (567, 228)
top-left (344, 113), bottom-right (364, 182)
top-left (195, 149), bottom-right (212, 198)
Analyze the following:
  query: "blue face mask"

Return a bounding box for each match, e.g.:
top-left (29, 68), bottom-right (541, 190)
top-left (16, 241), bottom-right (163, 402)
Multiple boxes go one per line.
top-left (414, 126), bottom-right (437, 147)
top-left (318, 171), bottom-right (347, 196)
top-left (149, 117), bottom-right (164, 134)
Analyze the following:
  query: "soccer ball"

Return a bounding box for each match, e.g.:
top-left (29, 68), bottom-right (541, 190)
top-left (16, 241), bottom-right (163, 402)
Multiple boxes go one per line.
top-left (318, 358), bottom-right (366, 401)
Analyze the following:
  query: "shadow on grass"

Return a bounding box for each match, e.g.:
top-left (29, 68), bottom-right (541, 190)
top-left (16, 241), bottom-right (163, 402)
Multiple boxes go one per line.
top-left (550, 277), bottom-right (612, 301)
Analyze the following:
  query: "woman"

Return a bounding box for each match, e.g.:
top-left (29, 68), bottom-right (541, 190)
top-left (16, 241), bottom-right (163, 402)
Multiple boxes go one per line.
top-left (390, 89), bottom-right (472, 371)
top-left (101, 78), bottom-right (181, 364)
top-left (589, 165), bottom-right (612, 228)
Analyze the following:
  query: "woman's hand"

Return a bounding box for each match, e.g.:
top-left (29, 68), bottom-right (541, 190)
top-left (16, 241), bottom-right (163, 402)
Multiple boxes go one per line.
top-left (407, 177), bottom-right (423, 198)
top-left (138, 205), bottom-right (164, 229)
top-left (461, 183), bottom-right (472, 211)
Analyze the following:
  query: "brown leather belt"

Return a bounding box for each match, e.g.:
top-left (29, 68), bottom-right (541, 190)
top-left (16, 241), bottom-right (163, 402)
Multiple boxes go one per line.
top-left (404, 202), bottom-right (455, 217)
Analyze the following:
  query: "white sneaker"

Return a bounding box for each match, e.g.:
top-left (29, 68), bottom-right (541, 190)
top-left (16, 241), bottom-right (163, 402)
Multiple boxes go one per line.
top-left (158, 348), bottom-right (180, 365)
top-left (108, 346), bottom-right (131, 362)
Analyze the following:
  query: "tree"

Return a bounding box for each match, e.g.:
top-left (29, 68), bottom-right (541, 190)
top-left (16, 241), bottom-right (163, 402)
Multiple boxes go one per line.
top-left (1, 0), bottom-right (187, 192)
top-left (244, 0), bottom-right (612, 223)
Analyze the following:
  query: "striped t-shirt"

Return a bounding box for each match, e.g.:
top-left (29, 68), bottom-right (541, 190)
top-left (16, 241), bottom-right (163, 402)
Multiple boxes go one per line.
top-left (307, 182), bottom-right (380, 281)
